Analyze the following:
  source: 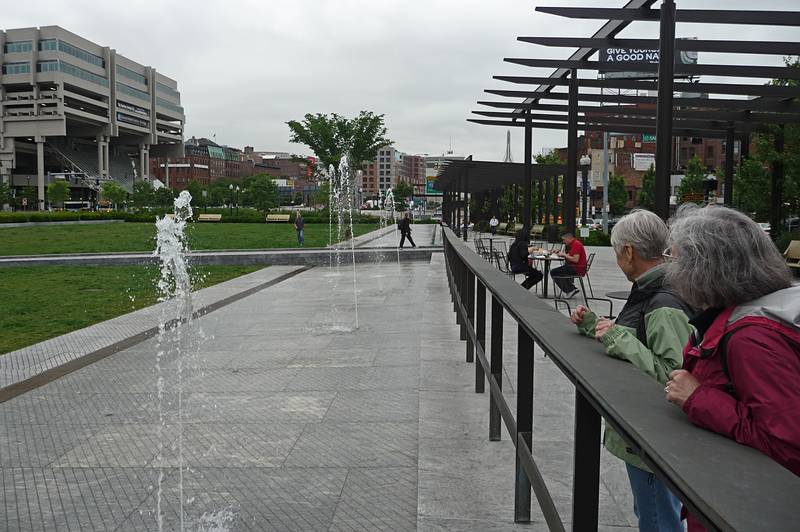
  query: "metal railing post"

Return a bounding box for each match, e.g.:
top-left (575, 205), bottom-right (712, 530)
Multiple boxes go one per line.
top-left (515, 326), bottom-right (534, 522)
top-left (475, 280), bottom-right (486, 392)
top-left (489, 295), bottom-right (503, 440)
top-left (466, 269), bottom-right (475, 363)
top-left (572, 390), bottom-right (601, 532)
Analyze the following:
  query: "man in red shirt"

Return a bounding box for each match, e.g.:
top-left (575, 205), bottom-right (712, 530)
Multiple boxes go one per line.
top-left (551, 232), bottom-right (587, 298)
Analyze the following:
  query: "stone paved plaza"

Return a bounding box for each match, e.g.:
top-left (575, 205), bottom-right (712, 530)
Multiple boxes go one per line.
top-left (1, 225), bottom-right (638, 531)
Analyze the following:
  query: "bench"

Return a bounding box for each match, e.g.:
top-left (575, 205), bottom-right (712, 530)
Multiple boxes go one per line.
top-left (266, 214), bottom-right (291, 223)
top-left (530, 224), bottom-right (545, 239)
top-left (505, 223), bottom-right (522, 235)
top-left (785, 240), bottom-right (800, 271)
top-left (496, 222), bottom-right (507, 234)
top-left (197, 214), bottom-right (222, 222)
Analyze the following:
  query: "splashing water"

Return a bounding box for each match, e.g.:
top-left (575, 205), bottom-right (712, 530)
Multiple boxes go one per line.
top-left (384, 188), bottom-right (400, 264)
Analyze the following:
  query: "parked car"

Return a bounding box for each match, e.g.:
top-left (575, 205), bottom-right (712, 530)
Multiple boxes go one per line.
top-left (786, 217), bottom-right (800, 232)
top-left (758, 222), bottom-right (771, 233)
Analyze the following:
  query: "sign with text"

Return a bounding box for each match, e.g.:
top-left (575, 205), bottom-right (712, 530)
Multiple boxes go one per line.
top-left (425, 177), bottom-right (442, 195)
top-left (633, 153), bottom-right (656, 172)
top-left (642, 134), bottom-right (656, 143)
top-left (599, 42), bottom-right (698, 79)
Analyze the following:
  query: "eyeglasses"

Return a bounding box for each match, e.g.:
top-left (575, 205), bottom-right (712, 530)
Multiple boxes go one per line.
top-left (662, 247), bottom-right (674, 261)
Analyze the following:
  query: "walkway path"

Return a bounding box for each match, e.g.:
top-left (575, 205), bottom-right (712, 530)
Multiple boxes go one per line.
top-left (1, 224), bottom-right (637, 530)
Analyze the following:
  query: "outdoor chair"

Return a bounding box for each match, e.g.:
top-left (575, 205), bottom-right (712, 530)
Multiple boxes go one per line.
top-left (551, 252), bottom-right (597, 306)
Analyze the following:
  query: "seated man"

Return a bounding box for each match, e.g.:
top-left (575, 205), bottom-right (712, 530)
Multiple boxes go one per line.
top-left (509, 229), bottom-right (543, 290)
top-left (551, 231), bottom-right (587, 299)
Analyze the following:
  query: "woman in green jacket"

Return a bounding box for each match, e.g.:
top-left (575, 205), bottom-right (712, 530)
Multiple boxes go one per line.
top-left (570, 209), bottom-right (693, 532)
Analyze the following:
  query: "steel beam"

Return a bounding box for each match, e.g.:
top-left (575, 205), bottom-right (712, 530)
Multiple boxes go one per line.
top-left (655, 0), bottom-right (676, 221)
top-left (535, 7), bottom-right (800, 26)
top-left (523, 110), bottom-right (532, 233)
top-left (566, 69), bottom-right (578, 235)
top-left (517, 36), bottom-right (800, 56)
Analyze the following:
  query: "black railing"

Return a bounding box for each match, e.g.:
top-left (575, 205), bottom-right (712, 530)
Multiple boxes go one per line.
top-left (442, 227), bottom-right (798, 532)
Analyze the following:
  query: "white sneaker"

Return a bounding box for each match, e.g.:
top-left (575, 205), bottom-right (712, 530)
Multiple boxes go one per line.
top-left (564, 288), bottom-right (579, 299)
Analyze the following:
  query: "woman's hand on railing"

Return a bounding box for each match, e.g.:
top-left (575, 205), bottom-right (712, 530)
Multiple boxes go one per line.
top-left (665, 369), bottom-right (701, 408)
top-left (570, 305), bottom-right (588, 325)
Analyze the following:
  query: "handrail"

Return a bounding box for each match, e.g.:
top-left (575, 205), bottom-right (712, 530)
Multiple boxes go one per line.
top-left (442, 227), bottom-right (799, 531)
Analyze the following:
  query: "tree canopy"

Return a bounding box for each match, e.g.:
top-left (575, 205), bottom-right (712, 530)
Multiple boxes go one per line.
top-left (101, 181), bottom-right (127, 209)
top-left (677, 154), bottom-right (707, 204)
top-left (637, 164), bottom-right (656, 211)
top-left (608, 174), bottom-right (628, 216)
top-left (246, 174), bottom-right (279, 213)
top-left (132, 180), bottom-right (155, 209)
top-left (47, 180), bottom-right (71, 209)
top-left (287, 111), bottom-right (391, 175)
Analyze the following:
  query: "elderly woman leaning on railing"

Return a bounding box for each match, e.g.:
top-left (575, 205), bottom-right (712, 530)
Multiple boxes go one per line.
top-left (662, 205), bottom-right (800, 532)
top-left (570, 209), bottom-right (693, 532)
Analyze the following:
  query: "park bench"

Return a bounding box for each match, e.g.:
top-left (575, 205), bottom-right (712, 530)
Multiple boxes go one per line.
top-left (266, 214), bottom-right (291, 223)
top-left (785, 240), bottom-right (800, 272)
top-left (197, 214), bottom-right (222, 222)
top-left (496, 222), bottom-right (507, 234)
top-left (530, 224), bottom-right (545, 239)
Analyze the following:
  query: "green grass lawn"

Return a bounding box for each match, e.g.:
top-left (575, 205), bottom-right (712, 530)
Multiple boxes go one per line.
top-left (0, 264), bottom-right (263, 355)
top-left (0, 222), bottom-right (378, 256)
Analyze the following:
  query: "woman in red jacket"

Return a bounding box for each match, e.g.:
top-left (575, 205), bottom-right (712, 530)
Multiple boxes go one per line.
top-left (663, 205), bottom-right (800, 531)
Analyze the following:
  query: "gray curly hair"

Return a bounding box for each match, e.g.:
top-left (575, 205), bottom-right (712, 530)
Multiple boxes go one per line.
top-left (665, 205), bottom-right (792, 309)
top-left (610, 209), bottom-right (668, 260)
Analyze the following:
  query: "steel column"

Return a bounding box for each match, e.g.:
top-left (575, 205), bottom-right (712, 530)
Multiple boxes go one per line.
top-left (566, 69), bottom-right (578, 234)
top-left (466, 269), bottom-right (475, 362)
top-left (741, 134), bottom-right (750, 160)
top-left (545, 177), bottom-right (551, 224)
top-left (475, 280), bottom-right (486, 393)
top-left (572, 391), bottom-right (601, 532)
top-left (724, 126), bottom-right (735, 206)
top-left (654, 0), bottom-right (676, 220)
top-left (770, 126), bottom-right (785, 240)
top-left (463, 172), bottom-right (469, 242)
top-left (514, 326), bottom-right (534, 523)
top-left (523, 109), bottom-right (533, 233)
top-left (489, 295), bottom-right (503, 441)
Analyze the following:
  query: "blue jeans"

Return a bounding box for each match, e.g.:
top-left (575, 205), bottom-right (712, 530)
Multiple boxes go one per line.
top-left (625, 463), bottom-right (683, 532)
top-left (297, 229), bottom-right (304, 246)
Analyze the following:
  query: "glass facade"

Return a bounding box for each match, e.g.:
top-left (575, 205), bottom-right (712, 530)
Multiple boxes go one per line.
top-left (59, 60), bottom-right (109, 87)
top-left (116, 82), bottom-right (150, 101)
top-left (2, 62), bottom-right (31, 75)
top-left (36, 60), bottom-right (59, 72)
top-left (4, 41), bottom-right (33, 53)
top-left (58, 40), bottom-right (105, 68)
top-left (117, 65), bottom-right (147, 85)
top-left (156, 82), bottom-right (180, 100)
top-left (38, 39), bottom-right (57, 51)
top-left (156, 97), bottom-right (183, 114)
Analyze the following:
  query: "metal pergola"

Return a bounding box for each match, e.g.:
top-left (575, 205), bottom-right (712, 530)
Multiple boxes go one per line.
top-left (436, 158), bottom-right (567, 240)
top-left (445, 0), bottom-right (800, 238)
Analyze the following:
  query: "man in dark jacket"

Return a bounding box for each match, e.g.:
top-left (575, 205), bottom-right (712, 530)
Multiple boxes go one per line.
top-left (399, 213), bottom-right (416, 248)
top-left (508, 229), bottom-right (543, 290)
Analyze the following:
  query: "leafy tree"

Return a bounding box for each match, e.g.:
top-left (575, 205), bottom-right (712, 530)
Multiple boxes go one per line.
top-left (0, 181), bottom-right (11, 207)
top-left (18, 185), bottom-right (36, 210)
top-left (312, 179), bottom-right (330, 209)
top-left (287, 111), bottom-right (391, 176)
top-left (247, 174), bottom-right (279, 213)
top-left (292, 192), bottom-right (304, 205)
top-left (207, 179), bottom-right (233, 207)
top-left (185, 180), bottom-right (205, 208)
top-left (393, 180), bottom-right (413, 201)
top-left (154, 186), bottom-right (177, 208)
top-left (47, 180), bottom-right (71, 209)
top-left (637, 164), bottom-right (656, 211)
top-left (133, 180), bottom-right (155, 210)
top-left (535, 150), bottom-right (564, 165)
top-left (101, 180), bottom-right (128, 210)
top-left (734, 158), bottom-right (771, 220)
top-left (676, 154), bottom-right (708, 204)
top-left (608, 173), bottom-right (628, 216)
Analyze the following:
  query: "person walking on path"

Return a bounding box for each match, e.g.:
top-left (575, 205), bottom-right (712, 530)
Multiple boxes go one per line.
top-left (294, 211), bottom-right (305, 246)
top-left (399, 213), bottom-right (416, 248)
top-left (571, 209), bottom-right (693, 532)
top-left (489, 215), bottom-right (499, 235)
top-left (551, 231), bottom-right (587, 299)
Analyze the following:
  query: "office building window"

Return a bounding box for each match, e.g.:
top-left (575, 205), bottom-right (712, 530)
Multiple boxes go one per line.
top-left (2, 62), bottom-right (31, 75)
top-left (4, 41), bottom-right (33, 53)
top-left (156, 81), bottom-right (180, 100)
top-left (156, 97), bottom-right (183, 114)
top-left (38, 39), bottom-right (57, 51)
top-left (117, 65), bottom-right (147, 85)
top-left (59, 60), bottom-right (109, 87)
top-left (117, 82), bottom-right (149, 101)
top-left (58, 40), bottom-right (104, 68)
top-left (36, 60), bottom-right (59, 73)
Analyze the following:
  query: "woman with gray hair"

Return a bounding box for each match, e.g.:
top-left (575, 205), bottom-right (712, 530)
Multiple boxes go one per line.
top-left (663, 205), bottom-right (800, 531)
top-left (571, 209), bottom-right (694, 532)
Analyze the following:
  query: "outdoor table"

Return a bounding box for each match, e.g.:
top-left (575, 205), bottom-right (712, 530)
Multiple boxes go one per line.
top-left (529, 253), bottom-right (564, 299)
top-left (606, 291), bottom-right (631, 301)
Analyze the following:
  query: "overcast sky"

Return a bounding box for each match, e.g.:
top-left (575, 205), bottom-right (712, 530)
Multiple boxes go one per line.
top-left (5, 0), bottom-right (798, 161)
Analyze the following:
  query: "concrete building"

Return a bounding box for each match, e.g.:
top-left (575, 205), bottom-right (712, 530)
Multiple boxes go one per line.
top-left (0, 26), bottom-right (185, 209)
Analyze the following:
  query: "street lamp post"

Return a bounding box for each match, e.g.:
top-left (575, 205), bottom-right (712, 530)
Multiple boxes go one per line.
top-left (580, 154), bottom-right (591, 226)
top-left (202, 189), bottom-right (207, 214)
top-left (235, 185), bottom-right (240, 216)
top-left (228, 183), bottom-right (233, 215)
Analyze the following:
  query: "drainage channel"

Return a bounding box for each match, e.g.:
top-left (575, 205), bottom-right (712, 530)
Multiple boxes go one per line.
top-left (0, 265), bottom-right (312, 404)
